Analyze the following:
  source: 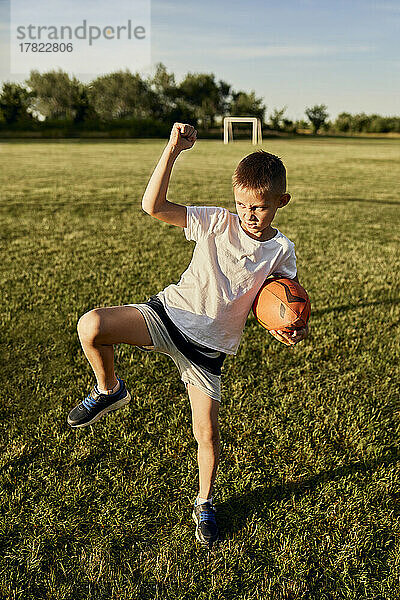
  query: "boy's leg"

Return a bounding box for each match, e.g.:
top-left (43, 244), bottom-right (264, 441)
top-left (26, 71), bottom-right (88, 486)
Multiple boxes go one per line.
top-left (188, 383), bottom-right (220, 545)
top-left (187, 383), bottom-right (220, 500)
top-left (77, 306), bottom-right (152, 391)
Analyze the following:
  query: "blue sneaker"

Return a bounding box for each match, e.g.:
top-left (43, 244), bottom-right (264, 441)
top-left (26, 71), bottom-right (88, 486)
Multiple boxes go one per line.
top-left (67, 377), bottom-right (131, 428)
top-left (192, 500), bottom-right (219, 547)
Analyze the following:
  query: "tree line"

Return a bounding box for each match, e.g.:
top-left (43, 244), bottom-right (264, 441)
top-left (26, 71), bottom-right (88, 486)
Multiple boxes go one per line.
top-left (0, 63), bottom-right (399, 136)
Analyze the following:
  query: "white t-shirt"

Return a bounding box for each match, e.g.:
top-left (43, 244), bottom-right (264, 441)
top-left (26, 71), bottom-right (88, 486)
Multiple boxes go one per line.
top-left (156, 205), bottom-right (297, 355)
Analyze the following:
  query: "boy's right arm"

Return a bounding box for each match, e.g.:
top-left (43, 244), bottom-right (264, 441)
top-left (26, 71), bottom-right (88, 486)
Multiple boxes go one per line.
top-left (141, 123), bottom-right (197, 228)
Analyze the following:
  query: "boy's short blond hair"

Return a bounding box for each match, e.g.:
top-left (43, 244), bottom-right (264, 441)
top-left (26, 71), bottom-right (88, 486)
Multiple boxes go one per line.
top-left (232, 150), bottom-right (287, 198)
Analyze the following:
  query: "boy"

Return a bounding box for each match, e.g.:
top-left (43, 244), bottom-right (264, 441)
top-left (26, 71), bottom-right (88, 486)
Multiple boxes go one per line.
top-left (67, 123), bottom-right (308, 548)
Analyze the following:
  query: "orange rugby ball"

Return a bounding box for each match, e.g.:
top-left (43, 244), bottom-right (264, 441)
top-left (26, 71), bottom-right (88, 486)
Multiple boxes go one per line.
top-left (252, 276), bottom-right (311, 332)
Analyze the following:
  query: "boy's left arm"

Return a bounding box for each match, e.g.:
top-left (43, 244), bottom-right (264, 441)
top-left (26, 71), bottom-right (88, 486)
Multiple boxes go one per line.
top-left (268, 272), bottom-right (309, 347)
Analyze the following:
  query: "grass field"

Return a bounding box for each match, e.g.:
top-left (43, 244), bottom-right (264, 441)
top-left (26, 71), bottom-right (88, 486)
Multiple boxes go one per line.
top-left (1, 137), bottom-right (399, 600)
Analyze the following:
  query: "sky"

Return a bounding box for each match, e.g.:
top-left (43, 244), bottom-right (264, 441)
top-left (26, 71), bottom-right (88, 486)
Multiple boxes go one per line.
top-left (0, 0), bottom-right (399, 121)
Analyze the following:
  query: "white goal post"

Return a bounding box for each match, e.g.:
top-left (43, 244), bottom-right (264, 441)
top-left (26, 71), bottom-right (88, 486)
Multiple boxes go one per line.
top-left (223, 116), bottom-right (262, 144)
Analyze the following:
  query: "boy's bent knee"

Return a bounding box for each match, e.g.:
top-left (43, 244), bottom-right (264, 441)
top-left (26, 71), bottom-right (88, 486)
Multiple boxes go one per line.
top-left (77, 309), bottom-right (102, 340)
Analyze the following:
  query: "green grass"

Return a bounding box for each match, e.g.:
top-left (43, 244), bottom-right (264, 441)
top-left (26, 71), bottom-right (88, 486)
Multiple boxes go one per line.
top-left (1, 137), bottom-right (399, 600)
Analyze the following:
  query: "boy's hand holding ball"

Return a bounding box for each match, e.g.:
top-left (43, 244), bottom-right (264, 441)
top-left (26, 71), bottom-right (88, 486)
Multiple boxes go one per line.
top-left (252, 274), bottom-right (311, 348)
top-left (169, 122), bottom-right (197, 152)
top-left (269, 324), bottom-right (309, 347)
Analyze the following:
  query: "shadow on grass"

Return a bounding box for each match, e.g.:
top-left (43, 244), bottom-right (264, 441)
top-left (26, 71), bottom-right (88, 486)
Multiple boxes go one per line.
top-left (218, 446), bottom-right (400, 539)
top-left (245, 296), bottom-right (400, 324)
top-left (311, 297), bottom-right (400, 318)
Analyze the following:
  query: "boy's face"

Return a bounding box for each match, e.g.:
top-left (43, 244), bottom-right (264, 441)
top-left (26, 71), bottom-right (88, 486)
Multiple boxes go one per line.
top-left (234, 186), bottom-right (291, 241)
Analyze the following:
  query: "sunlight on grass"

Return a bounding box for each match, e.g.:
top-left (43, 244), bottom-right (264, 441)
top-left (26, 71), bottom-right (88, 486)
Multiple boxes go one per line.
top-left (1, 138), bottom-right (399, 599)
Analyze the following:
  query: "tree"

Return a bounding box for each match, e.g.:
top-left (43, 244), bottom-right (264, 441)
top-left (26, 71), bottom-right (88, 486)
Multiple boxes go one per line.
top-left (305, 104), bottom-right (329, 134)
top-left (384, 117), bottom-right (400, 133)
top-left (26, 69), bottom-right (87, 120)
top-left (295, 119), bottom-right (310, 131)
top-left (334, 112), bottom-right (352, 132)
top-left (321, 119), bottom-right (333, 133)
top-left (71, 84), bottom-right (96, 123)
top-left (217, 80), bottom-right (232, 117)
top-left (147, 62), bottom-right (180, 122)
top-left (351, 112), bottom-right (372, 133)
top-left (150, 62), bottom-right (176, 103)
top-left (88, 70), bottom-right (152, 120)
top-left (0, 82), bottom-right (33, 124)
top-left (268, 106), bottom-right (287, 131)
top-left (146, 63), bottom-right (199, 124)
top-left (229, 90), bottom-right (265, 123)
top-left (178, 73), bottom-right (231, 129)
top-left (282, 119), bottom-right (296, 134)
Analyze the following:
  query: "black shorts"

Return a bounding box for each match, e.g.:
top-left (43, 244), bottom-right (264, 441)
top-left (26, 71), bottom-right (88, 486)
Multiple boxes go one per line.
top-left (144, 296), bottom-right (226, 376)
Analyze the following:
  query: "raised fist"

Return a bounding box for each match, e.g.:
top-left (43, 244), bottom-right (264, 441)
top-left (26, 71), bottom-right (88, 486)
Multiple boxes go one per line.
top-left (169, 122), bottom-right (197, 151)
